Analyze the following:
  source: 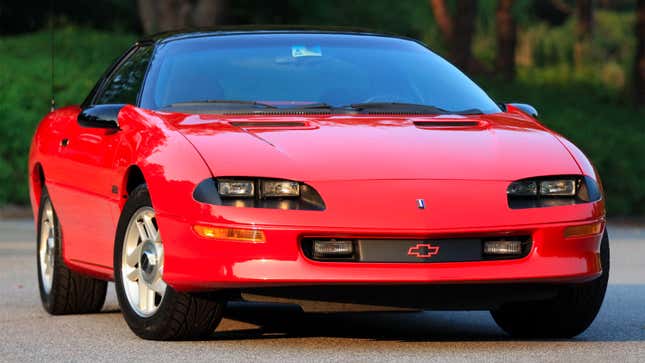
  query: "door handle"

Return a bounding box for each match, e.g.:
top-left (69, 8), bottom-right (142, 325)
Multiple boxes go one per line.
top-left (60, 138), bottom-right (70, 147)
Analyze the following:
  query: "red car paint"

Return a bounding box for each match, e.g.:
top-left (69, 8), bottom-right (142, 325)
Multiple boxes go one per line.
top-left (29, 104), bottom-right (605, 291)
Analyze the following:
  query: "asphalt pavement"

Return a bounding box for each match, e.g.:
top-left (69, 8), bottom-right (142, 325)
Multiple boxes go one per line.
top-left (1, 219), bottom-right (644, 362)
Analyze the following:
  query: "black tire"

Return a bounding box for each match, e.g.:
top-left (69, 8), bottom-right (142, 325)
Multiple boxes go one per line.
top-left (37, 187), bottom-right (107, 315)
top-left (491, 230), bottom-right (610, 338)
top-left (114, 185), bottom-right (226, 340)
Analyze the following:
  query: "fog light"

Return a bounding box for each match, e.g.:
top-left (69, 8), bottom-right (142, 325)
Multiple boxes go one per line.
top-left (193, 225), bottom-right (266, 243)
top-left (483, 240), bottom-right (523, 255)
top-left (313, 240), bottom-right (354, 258)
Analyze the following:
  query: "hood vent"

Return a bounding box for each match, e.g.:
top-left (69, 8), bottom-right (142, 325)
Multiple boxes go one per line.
top-left (230, 121), bottom-right (307, 128)
top-left (413, 120), bottom-right (483, 128)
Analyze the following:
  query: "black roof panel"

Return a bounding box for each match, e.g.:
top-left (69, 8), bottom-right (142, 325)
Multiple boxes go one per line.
top-left (139, 25), bottom-right (411, 44)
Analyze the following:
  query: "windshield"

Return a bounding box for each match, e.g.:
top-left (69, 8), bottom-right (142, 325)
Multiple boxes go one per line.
top-left (141, 33), bottom-right (501, 114)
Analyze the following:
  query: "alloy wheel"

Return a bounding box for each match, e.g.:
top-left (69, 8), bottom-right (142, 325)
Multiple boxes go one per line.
top-left (121, 207), bottom-right (167, 317)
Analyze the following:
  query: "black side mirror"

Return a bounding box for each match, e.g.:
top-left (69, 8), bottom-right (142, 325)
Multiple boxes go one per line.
top-left (77, 104), bottom-right (124, 129)
top-left (506, 103), bottom-right (539, 118)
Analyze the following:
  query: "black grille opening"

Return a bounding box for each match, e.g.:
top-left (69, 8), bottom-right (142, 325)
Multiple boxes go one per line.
top-left (301, 237), bottom-right (531, 263)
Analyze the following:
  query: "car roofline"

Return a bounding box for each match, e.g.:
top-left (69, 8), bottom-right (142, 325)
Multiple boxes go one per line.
top-left (139, 25), bottom-right (419, 45)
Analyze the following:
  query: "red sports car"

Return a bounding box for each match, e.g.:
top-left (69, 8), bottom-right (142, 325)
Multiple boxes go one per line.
top-left (29, 28), bottom-right (608, 340)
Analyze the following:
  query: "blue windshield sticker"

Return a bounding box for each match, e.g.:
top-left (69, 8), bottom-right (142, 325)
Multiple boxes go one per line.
top-left (291, 45), bottom-right (322, 57)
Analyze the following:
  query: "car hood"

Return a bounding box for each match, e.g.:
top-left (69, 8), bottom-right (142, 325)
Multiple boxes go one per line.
top-left (164, 112), bottom-right (581, 181)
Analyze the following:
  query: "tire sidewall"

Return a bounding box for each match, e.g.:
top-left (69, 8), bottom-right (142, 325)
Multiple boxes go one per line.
top-left (36, 187), bottom-right (58, 311)
top-left (490, 229), bottom-right (610, 338)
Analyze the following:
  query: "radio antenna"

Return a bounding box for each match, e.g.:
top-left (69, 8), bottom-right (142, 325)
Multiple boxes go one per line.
top-left (50, 0), bottom-right (55, 112)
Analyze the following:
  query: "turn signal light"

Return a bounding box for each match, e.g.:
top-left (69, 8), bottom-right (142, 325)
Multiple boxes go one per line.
top-left (193, 225), bottom-right (266, 243)
top-left (563, 221), bottom-right (603, 238)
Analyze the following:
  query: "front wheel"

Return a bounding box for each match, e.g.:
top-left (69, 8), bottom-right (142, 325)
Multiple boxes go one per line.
top-left (114, 185), bottom-right (225, 340)
top-left (491, 230), bottom-right (610, 338)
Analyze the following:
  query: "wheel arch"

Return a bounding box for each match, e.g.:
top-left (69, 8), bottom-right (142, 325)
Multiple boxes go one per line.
top-left (119, 165), bottom-right (147, 209)
top-left (30, 162), bottom-right (46, 212)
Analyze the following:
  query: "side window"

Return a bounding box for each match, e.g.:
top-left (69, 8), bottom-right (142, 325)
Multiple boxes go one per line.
top-left (95, 46), bottom-right (153, 105)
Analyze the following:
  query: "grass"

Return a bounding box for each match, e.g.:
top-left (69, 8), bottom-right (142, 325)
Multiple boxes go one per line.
top-left (1, 27), bottom-right (643, 216)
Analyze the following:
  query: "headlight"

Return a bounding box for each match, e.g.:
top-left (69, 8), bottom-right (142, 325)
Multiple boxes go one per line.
top-left (507, 181), bottom-right (537, 196)
top-left (193, 177), bottom-right (325, 210)
top-left (539, 179), bottom-right (576, 196)
top-left (507, 176), bottom-right (601, 209)
top-left (261, 180), bottom-right (300, 197)
top-left (218, 179), bottom-right (255, 197)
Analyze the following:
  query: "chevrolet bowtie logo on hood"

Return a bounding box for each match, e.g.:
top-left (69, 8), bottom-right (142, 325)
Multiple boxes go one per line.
top-left (407, 243), bottom-right (440, 258)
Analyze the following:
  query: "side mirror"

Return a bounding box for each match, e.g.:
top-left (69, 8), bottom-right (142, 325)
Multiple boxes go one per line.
top-left (77, 104), bottom-right (124, 129)
top-left (506, 103), bottom-right (539, 118)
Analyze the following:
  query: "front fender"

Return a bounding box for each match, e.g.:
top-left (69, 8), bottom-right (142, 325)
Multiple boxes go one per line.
top-left (114, 106), bottom-right (213, 218)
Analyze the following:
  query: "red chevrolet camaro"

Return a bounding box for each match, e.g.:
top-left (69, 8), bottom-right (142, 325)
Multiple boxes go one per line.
top-left (29, 28), bottom-right (608, 340)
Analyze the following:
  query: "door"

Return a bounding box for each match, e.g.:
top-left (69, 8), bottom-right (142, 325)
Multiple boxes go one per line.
top-left (49, 45), bottom-right (153, 271)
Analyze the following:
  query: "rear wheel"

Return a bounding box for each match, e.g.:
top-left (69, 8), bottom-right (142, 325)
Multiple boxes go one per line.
top-left (114, 185), bottom-right (226, 340)
top-left (37, 187), bottom-right (107, 314)
top-left (491, 230), bottom-right (610, 338)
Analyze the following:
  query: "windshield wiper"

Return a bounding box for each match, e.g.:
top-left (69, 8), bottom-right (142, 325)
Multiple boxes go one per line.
top-left (288, 102), bottom-right (335, 109)
top-left (163, 100), bottom-right (278, 109)
top-left (345, 102), bottom-right (483, 115)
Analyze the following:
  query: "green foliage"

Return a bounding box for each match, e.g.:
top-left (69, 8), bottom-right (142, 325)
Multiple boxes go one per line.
top-left (0, 27), bottom-right (135, 204)
top-left (516, 11), bottom-right (635, 78)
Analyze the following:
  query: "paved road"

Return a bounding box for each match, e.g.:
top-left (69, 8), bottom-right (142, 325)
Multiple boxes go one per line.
top-left (0, 220), bottom-right (644, 362)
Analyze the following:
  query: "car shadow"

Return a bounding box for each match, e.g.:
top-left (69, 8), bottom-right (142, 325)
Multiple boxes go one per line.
top-left (211, 284), bottom-right (645, 342)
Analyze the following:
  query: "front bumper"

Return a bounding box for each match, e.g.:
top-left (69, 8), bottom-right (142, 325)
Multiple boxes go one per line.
top-left (157, 214), bottom-right (604, 292)
top-left (155, 179), bottom-right (605, 292)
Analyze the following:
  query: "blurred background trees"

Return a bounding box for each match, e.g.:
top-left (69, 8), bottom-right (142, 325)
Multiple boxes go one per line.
top-left (495, 0), bottom-right (517, 79)
top-left (1, 0), bottom-right (641, 100)
top-left (0, 0), bottom-right (644, 216)
top-left (575, 0), bottom-right (594, 68)
top-left (429, 0), bottom-right (481, 73)
top-left (136, 0), bottom-right (229, 34)
top-left (636, 0), bottom-right (645, 105)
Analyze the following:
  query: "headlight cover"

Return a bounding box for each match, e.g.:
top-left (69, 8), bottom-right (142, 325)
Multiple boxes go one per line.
top-left (507, 175), bottom-right (601, 209)
top-left (194, 177), bottom-right (325, 210)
